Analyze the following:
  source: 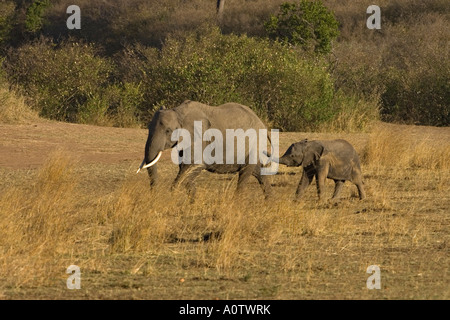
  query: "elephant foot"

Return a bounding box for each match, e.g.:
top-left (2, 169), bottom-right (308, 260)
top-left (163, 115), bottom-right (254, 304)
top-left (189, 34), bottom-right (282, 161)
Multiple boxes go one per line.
top-left (293, 197), bottom-right (304, 204)
top-left (329, 197), bottom-right (341, 203)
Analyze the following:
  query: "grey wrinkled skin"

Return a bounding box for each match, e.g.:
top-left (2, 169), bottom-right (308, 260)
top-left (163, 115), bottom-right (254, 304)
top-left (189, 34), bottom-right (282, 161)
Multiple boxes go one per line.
top-left (143, 100), bottom-right (272, 199)
top-left (276, 139), bottom-right (366, 201)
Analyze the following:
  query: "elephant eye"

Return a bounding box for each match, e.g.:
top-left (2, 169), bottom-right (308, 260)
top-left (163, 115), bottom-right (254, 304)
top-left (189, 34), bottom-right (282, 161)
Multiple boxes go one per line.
top-left (166, 128), bottom-right (172, 134)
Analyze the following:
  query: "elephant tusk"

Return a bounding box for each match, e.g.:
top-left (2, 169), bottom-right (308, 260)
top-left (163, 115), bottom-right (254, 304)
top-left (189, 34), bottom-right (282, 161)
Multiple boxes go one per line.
top-left (136, 159), bottom-right (146, 174)
top-left (141, 151), bottom-right (163, 170)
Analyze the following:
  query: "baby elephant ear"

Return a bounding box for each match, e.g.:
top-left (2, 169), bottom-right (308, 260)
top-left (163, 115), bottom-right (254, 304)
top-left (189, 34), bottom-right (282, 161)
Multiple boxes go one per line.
top-left (303, 141), bottom-right (324, 166)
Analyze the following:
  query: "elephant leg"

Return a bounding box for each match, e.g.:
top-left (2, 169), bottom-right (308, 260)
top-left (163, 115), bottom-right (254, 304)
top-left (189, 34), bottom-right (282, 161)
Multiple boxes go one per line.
top-left (252, 165), bottom-right (272, 199)
top-left (172, 164), bottom-right (189, 190)
top-left (295, 168), bottom-right (315, 201)
top-left (315, 165), bottom-right (329, 200)
top-left (235, 164), bottom-right (256, 196)
top-left (146, 166), bottom-right (158, 188)
top-left (332, 180), bottom-right (345, 200)
top-left (351, 169), bottom-right (366, 200)
top-left (354, 177), bottom-right (366, 200)
top-left (172, 164), bottom-right (204, 199)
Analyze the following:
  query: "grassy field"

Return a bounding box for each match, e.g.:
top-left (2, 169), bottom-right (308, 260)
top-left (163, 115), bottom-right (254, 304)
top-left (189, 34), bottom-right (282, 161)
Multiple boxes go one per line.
top-left (1, 0), bottom-right (448, 301)
top-left (0, 120), bottom-right (448, 300)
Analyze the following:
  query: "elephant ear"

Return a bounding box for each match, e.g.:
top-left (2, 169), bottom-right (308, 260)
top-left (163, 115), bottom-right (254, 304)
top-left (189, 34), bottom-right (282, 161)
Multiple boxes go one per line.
top-left (302, 141), bottom-right (324, 167)
top-left (180, 111), bottom-right (211, 137)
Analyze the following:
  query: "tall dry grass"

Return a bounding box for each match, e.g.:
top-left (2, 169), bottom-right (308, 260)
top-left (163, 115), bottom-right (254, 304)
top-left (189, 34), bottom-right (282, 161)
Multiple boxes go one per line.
top-left (0, 152), bottom-right (80, 287)
top-left (0, 125), bottom-right (448, 297)
top-left (0, 85), bottom-right (38, 124)
top-left (362, 125), bottom-right (450, 171)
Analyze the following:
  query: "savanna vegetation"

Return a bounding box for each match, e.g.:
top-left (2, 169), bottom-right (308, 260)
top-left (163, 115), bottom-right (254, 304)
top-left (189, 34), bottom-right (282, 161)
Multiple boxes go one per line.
top-left (0, 0), bottom-right (448, 300)
top-left (0, 123), bottom-right (448, 299)
top-left (1, 0), bottom-right (448, 129)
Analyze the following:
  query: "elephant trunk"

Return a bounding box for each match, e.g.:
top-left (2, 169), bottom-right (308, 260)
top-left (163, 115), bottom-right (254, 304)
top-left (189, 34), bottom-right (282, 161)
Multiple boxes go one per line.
top-left (146, 136), bottom-right (162, 186)
top-left (136, 133), bottom-right (165, 187)
top-left (276, 155), bottom-right (289, 166)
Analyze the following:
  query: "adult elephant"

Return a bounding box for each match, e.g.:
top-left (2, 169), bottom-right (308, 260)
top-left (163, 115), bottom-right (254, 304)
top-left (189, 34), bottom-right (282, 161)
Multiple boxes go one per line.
top-left (137, 100), bottom-right (273, 198)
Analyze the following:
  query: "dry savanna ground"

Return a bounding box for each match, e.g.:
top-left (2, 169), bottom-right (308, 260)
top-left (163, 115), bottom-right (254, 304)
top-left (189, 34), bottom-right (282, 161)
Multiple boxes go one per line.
top-left (0, 118), bottom-right (449, 300)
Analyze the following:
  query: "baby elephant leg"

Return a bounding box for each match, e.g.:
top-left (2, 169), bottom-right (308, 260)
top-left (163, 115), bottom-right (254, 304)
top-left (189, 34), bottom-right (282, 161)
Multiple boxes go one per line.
top-left (332, 180), bottom-right (345, 200)
top-left (355, 180), bottom-right (366, 200)
top-left (351, 170), bottom-right (366, 200)
top-left (295, 168), bottom-right (315, 201)
top-left (315, 165), bottom-right (329, 200)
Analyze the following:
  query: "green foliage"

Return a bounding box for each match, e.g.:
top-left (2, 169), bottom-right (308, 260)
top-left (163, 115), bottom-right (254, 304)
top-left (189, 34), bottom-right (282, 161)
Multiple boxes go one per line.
top-left (265, 1), bottom-right (339, 54)
top-left (5, 38), bottom-right (145, 127)
top-left (332, 13), bottom-right (450, 127)
top-left (382, 65), bottom-right (449, 126)
top-left (25, 0), bottom-right (50, 34)
top-left (85, 82), bottom-right (144, 128)
top-left (321, 91), bottom-right (379, 132)
top-left (120, 27), bottom-right (337, 131)
top-left (5, 40), bottom-right (113, 125)
top-left (0, 1), bottom-right (15, 46)
top-left (1, 0), bottom-right (447, 128)
top-left (4, 27), bottom-right (379, 131)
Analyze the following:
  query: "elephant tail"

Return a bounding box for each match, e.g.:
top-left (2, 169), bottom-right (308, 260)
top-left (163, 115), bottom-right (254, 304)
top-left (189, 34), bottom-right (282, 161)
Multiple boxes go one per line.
top-left (260, 131), bottom-right (277, 167)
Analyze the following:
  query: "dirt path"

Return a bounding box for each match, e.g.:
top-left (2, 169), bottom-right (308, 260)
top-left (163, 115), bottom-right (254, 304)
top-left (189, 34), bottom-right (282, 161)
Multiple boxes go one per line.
top-left (0, 120), bottom-right (449, 170)
top-left (0, 120), bottom-right (149, 170)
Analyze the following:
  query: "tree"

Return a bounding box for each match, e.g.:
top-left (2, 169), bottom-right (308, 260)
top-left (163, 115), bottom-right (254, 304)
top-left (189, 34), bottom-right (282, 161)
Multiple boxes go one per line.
top-left (265, 1), bottom-right (339, 54)
top-left (25, 0), bottom-right (50, 34)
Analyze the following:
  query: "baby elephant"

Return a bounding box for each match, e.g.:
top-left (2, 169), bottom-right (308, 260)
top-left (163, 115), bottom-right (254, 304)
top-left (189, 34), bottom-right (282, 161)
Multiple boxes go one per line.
top-left (276, 139), bottom-right (366, 201)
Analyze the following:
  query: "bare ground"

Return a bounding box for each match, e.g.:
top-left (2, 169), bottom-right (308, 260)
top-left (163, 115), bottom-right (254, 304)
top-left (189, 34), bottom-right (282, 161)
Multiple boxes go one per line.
top-left (2, 120), bottom-right (449, 170)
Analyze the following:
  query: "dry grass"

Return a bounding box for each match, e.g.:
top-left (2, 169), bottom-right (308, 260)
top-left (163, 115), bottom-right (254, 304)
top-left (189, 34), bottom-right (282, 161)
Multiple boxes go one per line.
top-left (0, 124), bottom-right (448, 299)
top-left (0, 86), bottom-right (38, 124)
top-left (362, 125), bottom-right (450, 171)
top-left (0, 152), bottom-right (79, 287)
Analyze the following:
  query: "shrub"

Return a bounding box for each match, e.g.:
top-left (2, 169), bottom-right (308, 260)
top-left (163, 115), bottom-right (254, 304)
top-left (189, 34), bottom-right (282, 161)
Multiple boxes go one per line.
top-left (25, 0), bottom-right (50, 34)
top-left (0, 1), bottom-right (15, 46)
top-left (320, 91), bottom-right (379, 133)
top-left (5, 39), bottom-right (111, 121)
top-left (78, 82), bottom-right (144, 127)
top-left (330, 8), bottom-right (449, 127)
top-left (4, 38), bottom-right (138, 126)
top-left (379, 15), bottom-right (450, 126)
top-left (119, 26), bottom-right (337, 131)
top-left (265, 0), bottom-right (339, 54)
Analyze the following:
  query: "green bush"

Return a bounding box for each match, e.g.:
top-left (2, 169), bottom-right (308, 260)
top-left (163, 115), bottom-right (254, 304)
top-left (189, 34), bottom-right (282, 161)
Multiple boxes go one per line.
top-left (265, 1), bottom-right (339, 54)
top-left (25, 0), bottom-right (50, 34)
top-left (4, 25), bottom-right (379, 131)
top-left (382, 64), bottom-right (449, 126)
top-left (0, 1), bottom-right (15, 46)
top-left (119, 26), bottom-right (337, 131)
top-left (82, 82), bottom-right (144, 128)
top-left (5, 39), bottom-right (113, 123)
top-left (5, 39), bottom-right (138, 126)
